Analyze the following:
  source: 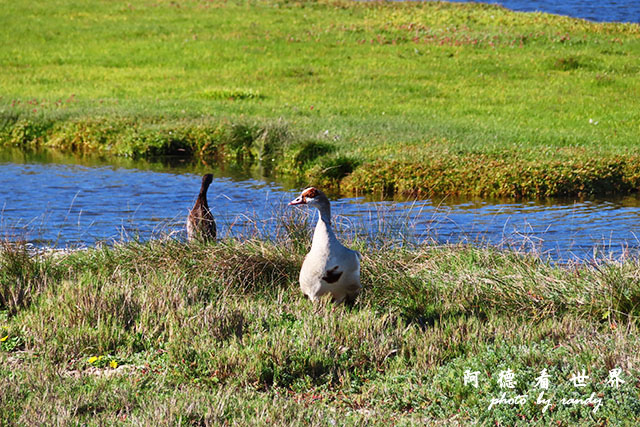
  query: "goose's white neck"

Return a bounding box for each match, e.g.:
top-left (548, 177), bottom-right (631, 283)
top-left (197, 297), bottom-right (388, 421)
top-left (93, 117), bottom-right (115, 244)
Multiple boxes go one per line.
top-left (311, 204), bottom-right (337, 249)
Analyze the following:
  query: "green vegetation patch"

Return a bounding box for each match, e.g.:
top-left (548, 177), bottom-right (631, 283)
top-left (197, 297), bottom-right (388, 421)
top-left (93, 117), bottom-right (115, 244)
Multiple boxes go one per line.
top-left (344, 153), bottom-right (640, 198)
top-left (200, 88), bottom-right (265, 101)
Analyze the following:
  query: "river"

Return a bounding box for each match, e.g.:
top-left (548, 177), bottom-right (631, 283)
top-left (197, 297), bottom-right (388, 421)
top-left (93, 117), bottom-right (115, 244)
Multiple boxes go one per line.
top-left (2, 150), bottom-right (638, 262)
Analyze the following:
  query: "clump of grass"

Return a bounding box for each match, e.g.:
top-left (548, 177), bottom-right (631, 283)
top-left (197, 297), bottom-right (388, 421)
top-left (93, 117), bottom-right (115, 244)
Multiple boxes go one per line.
top-left (201, 88), bottom-right (264, 101)
top-left (553, 55), bottom-right (583, 71)
top-left (343, 154), bottom-right (638, 198)
top-left (2, 118), bottom-right (55, 147)
top-left (303, 155), bottom-right (360, 190)
top-left (286, 140), bottom-right (335, 170)
top-left (364, 244), bottom-right (640, 326)
top-left (0, 238), bottom-right (59, 315)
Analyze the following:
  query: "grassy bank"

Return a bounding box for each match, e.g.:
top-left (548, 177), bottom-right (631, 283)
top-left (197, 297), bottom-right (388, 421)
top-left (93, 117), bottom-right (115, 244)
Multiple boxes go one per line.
top-left (1, 228), bottom-right (640, 424)
top-left (2, 0), bottom-right (640, 198)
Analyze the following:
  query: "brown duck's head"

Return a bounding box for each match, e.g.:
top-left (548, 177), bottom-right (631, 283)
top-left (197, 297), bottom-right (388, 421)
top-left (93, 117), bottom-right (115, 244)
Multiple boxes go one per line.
top-left (202, 174), bottom-right (213, 188)
top-left (200, 173), bottom-right (213, 195)
top-left (288, 187), bottom-right (328, 208)
top-left (198, 173), bottom-right (214, 198)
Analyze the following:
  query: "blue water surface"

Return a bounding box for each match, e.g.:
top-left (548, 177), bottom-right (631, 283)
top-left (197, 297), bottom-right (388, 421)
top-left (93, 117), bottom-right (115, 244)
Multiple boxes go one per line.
top-left (439, 0), bottom-right (640, 23)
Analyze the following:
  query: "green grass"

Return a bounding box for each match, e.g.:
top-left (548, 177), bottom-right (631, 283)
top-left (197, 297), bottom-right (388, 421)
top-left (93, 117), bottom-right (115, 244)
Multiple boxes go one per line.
top-left (1, 223), bottom-right (640, 424)
top-left (1, 0), bottom-right (640, 197)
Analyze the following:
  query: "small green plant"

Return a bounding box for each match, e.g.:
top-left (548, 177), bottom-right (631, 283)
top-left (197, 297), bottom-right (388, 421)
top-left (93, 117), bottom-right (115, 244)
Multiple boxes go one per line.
top-left (0, 334), bottom-right (23, 352)
top-left (201, 88), bottom-right (265, 101)
top-left (553, 55), bottom-right (582, 71)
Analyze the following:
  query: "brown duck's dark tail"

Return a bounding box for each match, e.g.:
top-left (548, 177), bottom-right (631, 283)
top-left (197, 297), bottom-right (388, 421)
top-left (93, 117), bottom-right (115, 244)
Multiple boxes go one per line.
top-left (199, 174), bottom-right (213, 198)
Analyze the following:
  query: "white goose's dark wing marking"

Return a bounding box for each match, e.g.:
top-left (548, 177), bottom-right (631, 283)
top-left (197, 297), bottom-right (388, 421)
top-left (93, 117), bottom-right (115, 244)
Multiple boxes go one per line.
top-left (322, 266), bottom-right (343, 284)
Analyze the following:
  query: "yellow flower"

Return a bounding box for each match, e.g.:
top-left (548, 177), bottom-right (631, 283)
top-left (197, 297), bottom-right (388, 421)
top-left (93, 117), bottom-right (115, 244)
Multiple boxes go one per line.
top-left (88, 356), bottom-right (98, 364)
top-left (0, 335), bottom-right (8, 342)
top-left (109, 360), bottom-right (118, 369)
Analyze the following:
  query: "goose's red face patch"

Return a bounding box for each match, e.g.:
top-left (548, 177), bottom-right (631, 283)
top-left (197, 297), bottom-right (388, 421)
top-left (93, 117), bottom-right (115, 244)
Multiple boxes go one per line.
top-left (301, 188), bottom-right (318, 199)
top-left (289, 187), bottom-right (318, 206)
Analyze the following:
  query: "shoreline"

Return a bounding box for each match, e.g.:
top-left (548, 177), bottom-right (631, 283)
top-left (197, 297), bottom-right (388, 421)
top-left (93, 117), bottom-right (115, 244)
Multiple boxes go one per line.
top-left (3, 116), bottom-right (640, 199)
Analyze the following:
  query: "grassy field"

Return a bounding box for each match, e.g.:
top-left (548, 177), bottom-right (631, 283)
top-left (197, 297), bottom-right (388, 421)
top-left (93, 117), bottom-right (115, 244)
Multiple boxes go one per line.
top-left (1, 0), bottom-right (640, 198)
top-left (1, 220), bottom-right (640, 424)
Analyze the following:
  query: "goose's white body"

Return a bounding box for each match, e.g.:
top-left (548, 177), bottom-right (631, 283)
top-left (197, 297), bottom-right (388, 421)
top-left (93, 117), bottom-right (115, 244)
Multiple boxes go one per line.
top-left (291, 188), bottom-right (361, 303)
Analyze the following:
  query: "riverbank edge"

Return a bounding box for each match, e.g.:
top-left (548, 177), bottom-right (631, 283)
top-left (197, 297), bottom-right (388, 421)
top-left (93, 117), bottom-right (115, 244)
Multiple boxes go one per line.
top-left (3, 115), bottom-right (640, 199)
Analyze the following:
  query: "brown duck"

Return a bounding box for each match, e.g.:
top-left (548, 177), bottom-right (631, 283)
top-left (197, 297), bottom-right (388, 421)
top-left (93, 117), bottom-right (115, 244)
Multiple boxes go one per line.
top-left (187, 174), bottom-right (216, 242)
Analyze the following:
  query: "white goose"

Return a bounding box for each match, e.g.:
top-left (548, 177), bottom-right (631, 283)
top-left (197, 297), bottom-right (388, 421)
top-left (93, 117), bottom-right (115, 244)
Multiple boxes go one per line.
top-left (289, 187), bottom-right (361, 304)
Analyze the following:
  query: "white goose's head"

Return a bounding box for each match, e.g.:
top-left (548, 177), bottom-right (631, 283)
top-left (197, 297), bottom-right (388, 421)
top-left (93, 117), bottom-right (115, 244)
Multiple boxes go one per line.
top-left (288, 187), bottom-right (330, 210)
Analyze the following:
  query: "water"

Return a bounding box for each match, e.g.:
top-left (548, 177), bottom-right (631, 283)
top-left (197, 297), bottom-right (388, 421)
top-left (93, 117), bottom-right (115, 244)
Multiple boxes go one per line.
top-left (1, 150), bottom-right (639, 262)
top-left (441, 0), bottom-right (640, 24)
